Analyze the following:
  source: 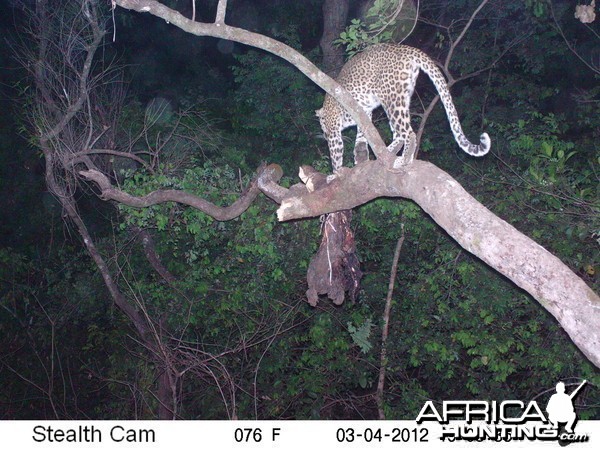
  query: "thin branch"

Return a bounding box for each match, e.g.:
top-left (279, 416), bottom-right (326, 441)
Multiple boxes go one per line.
top-left (550, 1), bottom-right (600, 76)
top-left (71, 148), bottom-right (153, 172)
top-left (134, 226), bottom-right (177, 284)
top-left (41, 7), bottom-right (105, 141)
top-left (414, 30), bottom-right (528, 151)
top-left (376, 226), bottom-right (405, 420)
top-left (413, 0), bottom-right (507, 154)
top-left (445, 0), bottom-right (490, 71)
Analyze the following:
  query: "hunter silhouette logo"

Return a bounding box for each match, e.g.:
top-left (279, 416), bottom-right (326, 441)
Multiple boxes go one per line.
top-left (416, 379), bottom-right (590, 443)
top-left (546, 380), bottom-right (587, 443)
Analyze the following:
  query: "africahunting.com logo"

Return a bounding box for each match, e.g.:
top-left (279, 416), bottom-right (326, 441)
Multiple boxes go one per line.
top-left (416, 380), bottom-right (589, 444)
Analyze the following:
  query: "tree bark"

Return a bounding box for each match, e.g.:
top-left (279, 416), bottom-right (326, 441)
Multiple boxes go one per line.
top-left (320, 0), bottom-right (349, 76)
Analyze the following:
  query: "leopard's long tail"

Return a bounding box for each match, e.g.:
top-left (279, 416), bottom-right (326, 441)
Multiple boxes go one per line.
top-left (418, 56), bottom-right (491, 156)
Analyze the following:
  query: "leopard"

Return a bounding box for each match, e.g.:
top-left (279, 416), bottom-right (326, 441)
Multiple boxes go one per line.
top-left (315, 43), bottom-right (491, 170)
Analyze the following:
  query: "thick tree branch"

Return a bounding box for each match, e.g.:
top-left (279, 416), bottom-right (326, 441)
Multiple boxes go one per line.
top-left (80, 163), bottom-right (283, 221)
top-left (277, 160), bottom-right (600, 368)
top-left (319, 0), bottom-right (349, 76)
top-left (105, 0), bottom-right (599, 372)
top-left (113, 0), bottom-right (393, 166)
top-left (215, 0), bottom-right (227, 24)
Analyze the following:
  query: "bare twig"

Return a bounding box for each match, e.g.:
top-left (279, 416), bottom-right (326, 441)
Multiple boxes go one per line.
top-left (412, 0), bottom-right (512, 155)
top-left (550, 1), bottom-right (600, 76)
top-left (445, 0), bottom-right (490, 71)
top-left (414, 30), bottom-right (528, 152)
top-left (18, 0), bottom-right (186, 418)
top-left (69, 149), bottom-right (153, 172)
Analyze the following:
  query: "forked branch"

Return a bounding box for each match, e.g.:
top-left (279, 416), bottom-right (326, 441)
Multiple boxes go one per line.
top-left (113, 0), bottom-right (394, 166)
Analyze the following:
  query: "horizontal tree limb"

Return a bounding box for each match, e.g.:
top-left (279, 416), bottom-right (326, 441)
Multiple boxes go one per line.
top-left (277, 160), bottom-right (600, 368)
top-left (79, 164), bottom-right (282, 221)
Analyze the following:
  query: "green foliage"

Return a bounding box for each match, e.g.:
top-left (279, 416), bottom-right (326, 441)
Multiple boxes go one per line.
top-left (335, 0), bottom-right (417, 54)
top-left (115, 152), bottom-right (374, 418)
top-left (489, 111), bottom-right (598, 260)
top-left (348, 318), bottom-right (374, 354)
top-left (525, 0), bottom-right (550, 18)
top-left (503, 112), bottom-right (577, 184)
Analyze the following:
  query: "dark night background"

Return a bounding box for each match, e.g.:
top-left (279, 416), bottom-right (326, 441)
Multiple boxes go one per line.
top-left (0, 0), bottom-right (598, 420)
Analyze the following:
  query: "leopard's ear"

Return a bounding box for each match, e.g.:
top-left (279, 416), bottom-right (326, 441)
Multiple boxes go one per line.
top-left (315, 108), bottom-right (323, 118)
